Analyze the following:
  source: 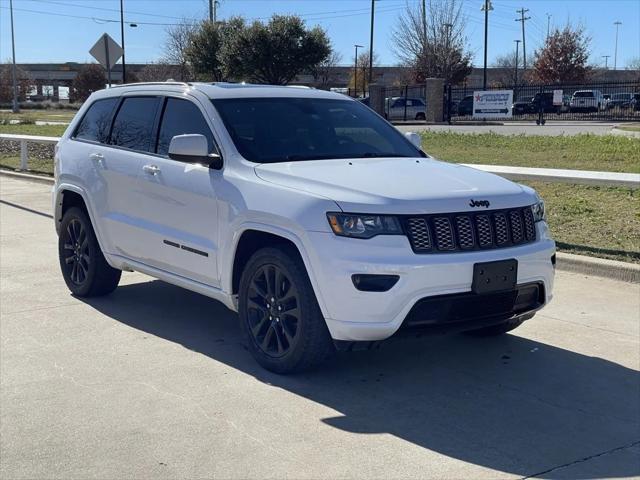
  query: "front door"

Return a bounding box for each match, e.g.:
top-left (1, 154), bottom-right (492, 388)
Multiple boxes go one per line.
top-left (135, 96), bottom-right (221, 287)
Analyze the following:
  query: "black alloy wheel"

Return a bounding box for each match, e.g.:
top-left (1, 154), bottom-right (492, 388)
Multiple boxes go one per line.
top-left (246, 264), bottom-right (301, 358)
top-left (62, 218), bottom-right (90, 286)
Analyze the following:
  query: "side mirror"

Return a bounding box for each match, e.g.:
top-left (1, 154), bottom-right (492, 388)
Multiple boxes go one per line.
top-left (405, 131), bottom-right (422, 149)
top-left (168, 134), bottom-right (222, 170)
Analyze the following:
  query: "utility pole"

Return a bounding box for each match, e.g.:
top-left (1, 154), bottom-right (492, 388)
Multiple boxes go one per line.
top-left (515, 8), bottom-right (530, 70)
top-left (546, 13), bottom-right (551, 39)
top-left (368, 0), bottom-right (375, 84)
top-left (514, 39), bottom-right (521, 90)
top-left (422, 0), bottom-right (427, 82)
top-left (481, 0), bottom-right (493, 90)
top-left (9, 0), bottom-right (19, 113)
top-left (354, 44), bottom-right (363, 98)
top-left (443, 23), bottom-right (453, 84)
top-left (602, 55), bottom-right (610, 69)
top-left (613, 21), bottom-right (622, 70)
top-left (120, 0), bottom-right (126, 83)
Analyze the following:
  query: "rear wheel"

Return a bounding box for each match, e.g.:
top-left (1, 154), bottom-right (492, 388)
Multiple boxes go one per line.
top-left (58, 207), bottom-right (121, 297)
top-left (415, 112), bottom-right (426, 121)
top-left (238, 246), bottom-right (334, 373)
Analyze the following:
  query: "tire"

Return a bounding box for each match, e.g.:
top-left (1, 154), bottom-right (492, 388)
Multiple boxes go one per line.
top-left (58, 207), bottom-right (121, 297)
top-left (238, 246), bottom-right (334, 374)
top-left (415, 112), bottom-right (426, 121)
top-left (464, 316), bottom-right (529, 337)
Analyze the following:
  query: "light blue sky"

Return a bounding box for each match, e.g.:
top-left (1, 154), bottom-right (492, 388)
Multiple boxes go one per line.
top-left (1, 0), bottom-right (639, 68)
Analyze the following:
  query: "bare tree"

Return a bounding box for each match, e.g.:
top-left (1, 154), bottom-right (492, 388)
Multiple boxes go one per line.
top-left (162, 19), bottom-right (198, 81)
top-left (137, 62), bottom-right (185, 82)
top-left (493, 52), bottom-right (520, 87)
top-left (0, 63), bottom-right (33, 102)
top-left (311, 49), bottom-right (343, 88)
top-left (347, 49), bottom-right (379, 94)
top-left (392, 0), bottom-right (472, 85)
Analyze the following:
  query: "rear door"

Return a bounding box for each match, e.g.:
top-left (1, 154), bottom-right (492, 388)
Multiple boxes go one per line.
top-left (97, 95), bottom-right (162, 260)
top-left (134, 96), bottom-right (221, 287)
top-left (71, 96), bottom-right (160, 259)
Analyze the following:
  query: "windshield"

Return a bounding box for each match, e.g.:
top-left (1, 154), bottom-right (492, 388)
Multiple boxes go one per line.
top-left (574, 91), bottom-right (594, 98)
top-left (211, 97), bottom-right (424, 163)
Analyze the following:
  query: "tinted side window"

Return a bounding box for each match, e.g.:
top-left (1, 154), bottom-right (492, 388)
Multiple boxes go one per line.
top-left (110, 97), bottom-right (159, 152)
top-left (157, 98), bottom-right (215, 156)
top-left (74, 98), bottom-right (118, 143)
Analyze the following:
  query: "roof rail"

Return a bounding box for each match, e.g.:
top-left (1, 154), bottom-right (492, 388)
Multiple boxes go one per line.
top-left (108, 81), bottom-right (190, 89)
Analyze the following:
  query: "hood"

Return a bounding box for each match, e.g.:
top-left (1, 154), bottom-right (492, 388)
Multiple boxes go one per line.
top-left (254, 157), bottom-right (536, 214)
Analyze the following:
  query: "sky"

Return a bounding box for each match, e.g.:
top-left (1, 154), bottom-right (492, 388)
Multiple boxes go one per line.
top-left (1, 0), bottom-right (639, 69)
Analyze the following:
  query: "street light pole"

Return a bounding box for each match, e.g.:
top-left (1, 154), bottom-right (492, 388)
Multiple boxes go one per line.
top-left (368, 0), bottom-right (375, 85)
top-left (481, 0), bottom-right (493, 90)
top-left (613, 21), bottom-right (622, 70)
top-left (354, 44), bottom-right (363, 98)
top-left (120, 0), bottom-right (126, 83)
top-left (9, 0), bottom-right (19, 113)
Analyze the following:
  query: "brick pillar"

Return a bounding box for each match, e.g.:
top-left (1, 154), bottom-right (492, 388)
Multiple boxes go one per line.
top-left (425, 78), bottom-right (444, 123)
top-left (368, 83), bottom-right (385, 117)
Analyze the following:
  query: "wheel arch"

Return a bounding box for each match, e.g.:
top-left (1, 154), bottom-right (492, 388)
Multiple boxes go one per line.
top-left (54, 184), bottom-right (110, 260)
top-left (225, 225), bottom-right (329, 318)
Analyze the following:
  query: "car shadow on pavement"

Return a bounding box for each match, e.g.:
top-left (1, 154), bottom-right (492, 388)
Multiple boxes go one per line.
top-left (82, 279), bottom-right (640, 479)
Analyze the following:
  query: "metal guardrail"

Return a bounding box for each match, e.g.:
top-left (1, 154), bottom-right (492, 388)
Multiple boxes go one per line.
top-left (1, 133), bottom-right (638, 189)
top-left (0, 133), bottom-right (59, 171)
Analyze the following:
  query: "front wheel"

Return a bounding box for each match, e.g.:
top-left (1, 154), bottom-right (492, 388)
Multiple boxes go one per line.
top-left (58, 207), bottom-right (121, 297)
top-left (238, 246), bottom-right (334, 374)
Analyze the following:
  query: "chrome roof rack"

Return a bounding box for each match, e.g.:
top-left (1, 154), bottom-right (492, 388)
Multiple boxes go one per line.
top-left (108, 81), bottom-right (191, 89)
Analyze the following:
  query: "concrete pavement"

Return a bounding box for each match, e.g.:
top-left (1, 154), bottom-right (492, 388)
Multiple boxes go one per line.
top-left (1, 176), bottom-right (639, 479)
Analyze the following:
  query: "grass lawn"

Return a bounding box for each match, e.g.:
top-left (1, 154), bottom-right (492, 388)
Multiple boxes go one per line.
top-left (523, 181), bottom-right (639, 264)
top-left (0, 155), bottom-right (54, 176)
top-left (0, 123), bottom-right (67, 137)
top-left (421, 132), bottom-right (640, 173)
top-left (0, 109), bottom-right (76, 124)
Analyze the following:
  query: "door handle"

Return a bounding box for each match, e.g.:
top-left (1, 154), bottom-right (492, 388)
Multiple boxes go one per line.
top-left (143, 164), bottom-right (161, 175)
top-left (89, 153), bottom-right (104, 166)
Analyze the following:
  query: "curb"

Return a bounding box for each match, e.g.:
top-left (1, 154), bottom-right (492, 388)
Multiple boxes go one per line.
top-left (0, 169), bottom-right (54, 185)
top-left (2, 168), bottom-right (638, 284)
top-left (556, 252), bottom-right (640, 284)
top-left (610, 127), bottom-right (640, 139)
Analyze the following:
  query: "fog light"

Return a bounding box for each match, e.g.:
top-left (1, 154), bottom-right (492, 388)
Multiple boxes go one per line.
top-left (352, 274), bottom-right (400, 292)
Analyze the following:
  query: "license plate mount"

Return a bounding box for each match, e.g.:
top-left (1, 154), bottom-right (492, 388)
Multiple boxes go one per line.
top-left (472, 259), bottom-right (518, 294)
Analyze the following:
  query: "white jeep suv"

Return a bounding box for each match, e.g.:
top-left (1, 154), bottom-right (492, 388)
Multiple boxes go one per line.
top-left (53, 82), bottom-right (555, 373)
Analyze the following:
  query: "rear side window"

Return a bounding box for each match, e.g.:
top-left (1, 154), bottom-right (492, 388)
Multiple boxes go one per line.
top-left (157, 98), bottom-right (215, 156)
top-left (574, 92), bottom-right (594, 98)
top-left (74, 98), bottom-right (118, 143)
top-left (110, 97), bottom-right (160, 152)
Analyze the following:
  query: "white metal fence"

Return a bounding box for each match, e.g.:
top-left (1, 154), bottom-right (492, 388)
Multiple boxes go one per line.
top-left (1, 133), bottom-right (639, 189)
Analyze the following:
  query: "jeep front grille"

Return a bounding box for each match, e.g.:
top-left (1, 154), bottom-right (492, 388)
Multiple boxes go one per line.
top-left (404, 206), bottom-right (537, 253)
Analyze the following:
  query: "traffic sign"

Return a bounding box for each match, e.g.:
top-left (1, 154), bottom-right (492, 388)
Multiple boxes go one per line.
top-left (90, 33), bottom-right (123, 70)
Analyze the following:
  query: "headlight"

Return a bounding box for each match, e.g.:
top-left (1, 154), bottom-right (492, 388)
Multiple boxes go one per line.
top-left (327, 213), bottom-right (402, 239)
top-left (531, 200), bottom-right (546, 222)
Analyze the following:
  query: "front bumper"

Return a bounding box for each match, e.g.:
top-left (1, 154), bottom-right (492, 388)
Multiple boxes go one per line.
top-left (305, 222), bottom-right (555, 341)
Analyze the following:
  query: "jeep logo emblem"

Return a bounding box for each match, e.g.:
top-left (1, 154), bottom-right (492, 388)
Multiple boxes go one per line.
top-left (469, 199), bottom-right (490, 208)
